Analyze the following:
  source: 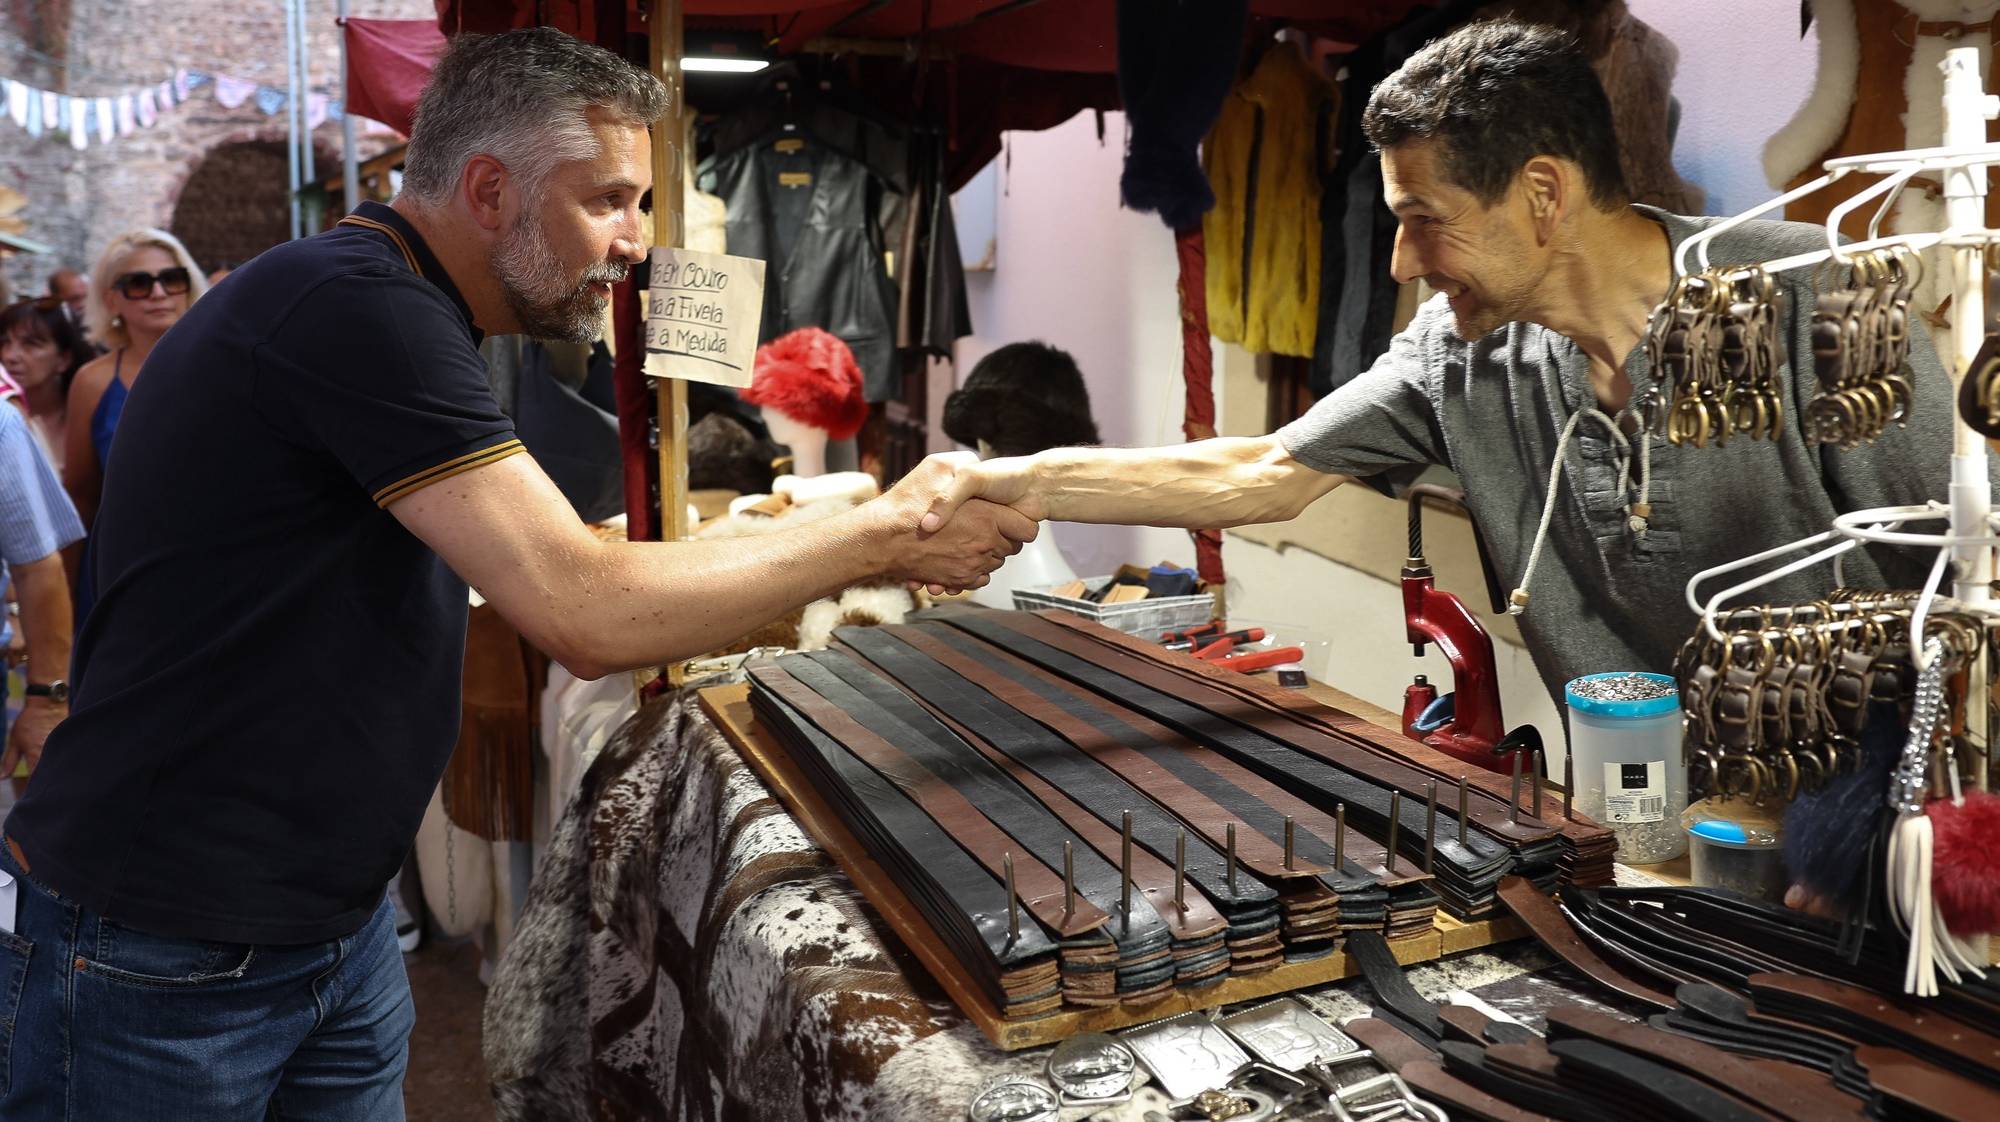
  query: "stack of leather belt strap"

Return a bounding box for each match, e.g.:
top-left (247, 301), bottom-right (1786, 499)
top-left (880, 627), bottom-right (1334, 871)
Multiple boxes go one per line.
top-left (761, 653), bottom-right (1198, 1005)
top-left (1035, 610), bottom-right (1618, 889)
top-left (858, 622), bottom-right (1422, 937)
top-left (749, 670), bottom-right (1066, 1017)
top-left (932, 610), bottom-right (1544, 917)
top-left (743, 609), bottom-right (1624, 1018)
top-left (1488, 877), bottom-right (2000, 1119)
top-left (824, 632), bottom-right (1286, 983)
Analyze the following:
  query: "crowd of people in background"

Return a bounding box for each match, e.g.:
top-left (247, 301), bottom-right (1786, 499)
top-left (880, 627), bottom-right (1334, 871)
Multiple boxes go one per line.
top-left (0, 229), bottom-right (207, 783)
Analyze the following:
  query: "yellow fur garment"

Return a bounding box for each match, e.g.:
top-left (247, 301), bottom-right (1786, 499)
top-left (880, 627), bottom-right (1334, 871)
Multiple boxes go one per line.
top-left (1203, 44), bottom-right (1336, 358)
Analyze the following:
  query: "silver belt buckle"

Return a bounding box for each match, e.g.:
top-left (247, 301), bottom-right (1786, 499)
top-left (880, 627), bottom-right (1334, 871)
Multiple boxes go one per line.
top-left (1327, 1071), bottom-right (1446, 1122)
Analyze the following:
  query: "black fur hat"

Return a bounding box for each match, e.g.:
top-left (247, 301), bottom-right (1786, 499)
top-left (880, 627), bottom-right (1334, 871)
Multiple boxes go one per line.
top-left (687, 412), bottom-right (782, 495)
top-left (942, 341), bottom-right (1101, 458)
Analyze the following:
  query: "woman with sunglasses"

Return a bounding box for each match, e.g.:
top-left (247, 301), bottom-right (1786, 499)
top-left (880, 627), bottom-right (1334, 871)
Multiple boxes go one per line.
top-left (0, 298), bottom-right (96, 469)
top-left (65, 229), bottom-right (207, 625)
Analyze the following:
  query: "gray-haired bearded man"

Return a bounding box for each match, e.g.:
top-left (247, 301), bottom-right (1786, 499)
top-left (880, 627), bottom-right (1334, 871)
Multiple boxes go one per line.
top-left (0, 28), bottom-right (1030, 1120)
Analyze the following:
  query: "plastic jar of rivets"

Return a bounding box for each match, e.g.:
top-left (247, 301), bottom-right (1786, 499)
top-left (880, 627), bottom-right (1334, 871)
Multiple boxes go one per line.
top-left (1564, 672), bottom-right (1687, 864)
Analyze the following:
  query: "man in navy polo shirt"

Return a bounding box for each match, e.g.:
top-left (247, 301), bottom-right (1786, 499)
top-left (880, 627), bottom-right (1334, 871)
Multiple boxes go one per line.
top-left (0, 28), bottom-right (1034, 1121)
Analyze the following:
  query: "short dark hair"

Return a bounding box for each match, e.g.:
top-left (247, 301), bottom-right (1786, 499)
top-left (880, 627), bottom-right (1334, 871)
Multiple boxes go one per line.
top-left (0, 298), bottom-right (95, 394)
top-left (943, 341), bottom-right (1100, 458)
top-left (1362, 19), bottom-right (1628, 209)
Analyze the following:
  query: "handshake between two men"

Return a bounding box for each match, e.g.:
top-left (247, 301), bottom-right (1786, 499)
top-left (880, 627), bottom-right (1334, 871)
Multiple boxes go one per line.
top-left (404, 433), bottom-right (1331, 680)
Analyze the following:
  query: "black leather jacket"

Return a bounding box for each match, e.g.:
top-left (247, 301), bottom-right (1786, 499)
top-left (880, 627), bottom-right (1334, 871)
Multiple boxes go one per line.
top-left (699, 137), bottom-right (903, 402)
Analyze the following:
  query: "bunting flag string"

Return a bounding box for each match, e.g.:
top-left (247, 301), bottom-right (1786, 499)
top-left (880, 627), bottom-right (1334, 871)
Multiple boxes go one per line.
top-left (0, 67), bottom-right (391, 150)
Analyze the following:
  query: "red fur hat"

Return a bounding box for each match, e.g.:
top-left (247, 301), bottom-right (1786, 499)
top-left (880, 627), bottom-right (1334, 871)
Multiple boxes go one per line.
top-left (742, 327), bottom-right (869, 441)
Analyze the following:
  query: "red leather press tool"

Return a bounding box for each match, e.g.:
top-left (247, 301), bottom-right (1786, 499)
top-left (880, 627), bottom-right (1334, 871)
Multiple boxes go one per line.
top-left (1400, 484), bottom-right (1514, 775)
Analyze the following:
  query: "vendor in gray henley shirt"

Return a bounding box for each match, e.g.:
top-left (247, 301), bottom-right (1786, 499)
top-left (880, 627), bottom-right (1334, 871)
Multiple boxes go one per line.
top-left (909, 19), bottom-right (1957, 711)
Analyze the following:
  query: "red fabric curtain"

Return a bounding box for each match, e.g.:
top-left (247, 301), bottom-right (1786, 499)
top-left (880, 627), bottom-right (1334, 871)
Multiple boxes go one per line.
top-left (342, 18), bottom-right (448, 135)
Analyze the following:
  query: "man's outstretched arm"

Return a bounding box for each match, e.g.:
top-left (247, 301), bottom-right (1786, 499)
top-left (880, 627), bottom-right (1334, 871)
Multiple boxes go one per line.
top-left (394, 452), bottom-right (1037, 680)
top-left (919, 435), bottom-right (1349, 533)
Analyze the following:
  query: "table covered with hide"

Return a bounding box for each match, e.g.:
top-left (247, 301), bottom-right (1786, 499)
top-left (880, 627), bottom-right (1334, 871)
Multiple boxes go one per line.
top-left (482, 612), bottom-right (1655, 1121)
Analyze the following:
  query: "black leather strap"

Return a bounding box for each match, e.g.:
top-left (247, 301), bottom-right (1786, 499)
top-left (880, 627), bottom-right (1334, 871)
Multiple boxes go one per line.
top-left (1496, 878), bottom-right (1675, 1010)
top-left (785, 652), bottom-right (1175, 971)
top-left (1545, 1037), bottom-right (1790, 1122)
top-left (934, 613), bottom-right (1519, 914)
top-left (755, 658), bottom-right (1115, 938)
top-left (903, 622), bottom-right (1400, 907)
top-left (1545, 1006), bottom-right (1868, 1122)
top-left (1348, 929), bottom-right (1444, 1044)
top-left (819, 628), bottom-right (1283, 930)
top-left (1437, 1041), bottom-right (1594, 1122)
top-left (746, 671), bottom-right (1062, 1014)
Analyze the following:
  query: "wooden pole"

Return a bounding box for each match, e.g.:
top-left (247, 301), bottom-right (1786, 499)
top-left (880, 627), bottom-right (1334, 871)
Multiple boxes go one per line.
top-left (650, 0), bottom-right (689, 546)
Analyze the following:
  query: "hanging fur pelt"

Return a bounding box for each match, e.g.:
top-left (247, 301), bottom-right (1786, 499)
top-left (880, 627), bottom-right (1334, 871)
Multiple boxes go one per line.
top-left (1764, 0), bottom-right (2000, 320)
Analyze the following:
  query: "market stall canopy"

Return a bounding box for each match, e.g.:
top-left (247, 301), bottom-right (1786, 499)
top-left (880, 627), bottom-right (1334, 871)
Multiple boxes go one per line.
top-left (342, 17), bottom-right (447, 135)
top-left (431, 0), bottom-right (1427, 74)
top-left (342, 1), bottom-right (1424, 186)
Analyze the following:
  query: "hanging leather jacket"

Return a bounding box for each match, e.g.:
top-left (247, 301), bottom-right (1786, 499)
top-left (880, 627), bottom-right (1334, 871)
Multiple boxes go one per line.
top-left (698, 137), bottom-right (904, 402)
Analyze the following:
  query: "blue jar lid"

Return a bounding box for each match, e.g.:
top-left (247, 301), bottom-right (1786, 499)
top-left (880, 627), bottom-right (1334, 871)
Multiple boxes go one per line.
top-left (1688, 819), bottom-right (1777, 849)
top-left (1564, 672), bottom-right (1680, 717)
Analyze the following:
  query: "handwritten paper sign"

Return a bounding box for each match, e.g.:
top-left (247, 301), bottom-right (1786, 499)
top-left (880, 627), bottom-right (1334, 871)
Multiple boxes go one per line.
top-left (642, 246), bottom-right (766, 388)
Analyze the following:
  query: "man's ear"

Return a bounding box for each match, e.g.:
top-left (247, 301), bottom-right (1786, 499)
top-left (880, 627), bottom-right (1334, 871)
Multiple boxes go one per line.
top-left (460, 155), bottom-right (510, 234)
top-left (1518, 155), bottom-right (1568, 245)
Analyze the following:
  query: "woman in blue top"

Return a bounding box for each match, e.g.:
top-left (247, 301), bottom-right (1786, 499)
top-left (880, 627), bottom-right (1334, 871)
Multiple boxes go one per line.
top-left (64, 229), bottom-right (207, 626)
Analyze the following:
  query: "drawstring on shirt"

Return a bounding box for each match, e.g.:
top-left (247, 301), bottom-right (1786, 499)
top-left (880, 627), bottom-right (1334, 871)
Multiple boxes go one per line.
top-left (1508, 405), bottom-right (1653, 615)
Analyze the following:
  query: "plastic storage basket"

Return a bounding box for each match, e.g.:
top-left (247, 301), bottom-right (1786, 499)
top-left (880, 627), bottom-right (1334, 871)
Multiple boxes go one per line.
top-left (1012, 575), bottom-right (1217, 637)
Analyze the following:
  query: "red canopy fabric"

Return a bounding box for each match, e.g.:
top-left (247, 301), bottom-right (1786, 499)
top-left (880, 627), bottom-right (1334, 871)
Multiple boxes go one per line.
top-left (343, 17), bottom-right (448, 135)
top-left (433, 1), bottom-right (1422, 74)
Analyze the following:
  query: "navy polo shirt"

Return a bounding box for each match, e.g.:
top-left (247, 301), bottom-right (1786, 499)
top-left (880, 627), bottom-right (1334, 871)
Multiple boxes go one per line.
top-left (9, 202), bottom-right (523, 944)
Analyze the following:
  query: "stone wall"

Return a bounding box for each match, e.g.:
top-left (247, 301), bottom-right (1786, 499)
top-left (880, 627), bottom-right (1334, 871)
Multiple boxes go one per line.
top-left (0, 0), bottom-right (429, 297)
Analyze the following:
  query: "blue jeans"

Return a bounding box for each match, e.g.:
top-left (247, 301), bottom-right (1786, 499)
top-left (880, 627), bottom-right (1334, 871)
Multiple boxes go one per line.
top-left (0, 838), bottom-right (415, 1120)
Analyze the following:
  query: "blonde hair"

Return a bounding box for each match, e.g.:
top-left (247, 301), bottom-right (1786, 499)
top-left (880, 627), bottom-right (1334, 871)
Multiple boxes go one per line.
top-left (87, 228), bottom-right (208, 349)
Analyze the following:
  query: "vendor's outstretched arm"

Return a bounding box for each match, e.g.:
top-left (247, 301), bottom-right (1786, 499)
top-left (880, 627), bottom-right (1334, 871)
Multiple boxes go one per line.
top-left (392, 452), bottom-right (1036, 680)
top-left (920, 435), bottom-right (1348, 532)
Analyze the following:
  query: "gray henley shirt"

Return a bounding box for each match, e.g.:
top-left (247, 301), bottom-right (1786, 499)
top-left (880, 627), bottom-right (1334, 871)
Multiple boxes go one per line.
top-left (1278, 207), bottom-right (1956, 706)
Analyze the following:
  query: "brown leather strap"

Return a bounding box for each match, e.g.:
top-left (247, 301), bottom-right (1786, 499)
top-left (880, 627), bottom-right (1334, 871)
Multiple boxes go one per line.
top-left (1037, 612), bottom-right (1602, 844)
top-left (1400, 1060), bottom-right (1562, 1122)
top-left (998, 612), bottom-right (1559, 844)
top-left (1344, 1015), bottom-right (1441, 1069)
top-left (890, 626), bottom-right (1322, 879)
top-left (1439, 1003), bottom-right (1498, 1045)
top-left (6, 836), bottom-right (29, 876)
top-left (1747, 972), bottom-right (2000, 1075)
top-left (752, 662), bottom-right (1109, 936)
top-left (1853, 1043), bottom-right (2000, 1118)
top-left (830, 639), bottom-right (1233, 943)
top-left (1905, 12), bottom-right (1999, 40)
top-left (897, 624), bottom-right (1421, 888)
top-left (1544, 1006), bottom-right (1868, 1122)
top-left (1495, 877), bottom-right (1675, 1010)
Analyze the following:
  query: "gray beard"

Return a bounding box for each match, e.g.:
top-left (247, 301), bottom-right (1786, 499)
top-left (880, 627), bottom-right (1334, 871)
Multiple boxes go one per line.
top-left (492, 210), bottom-right (626, 343)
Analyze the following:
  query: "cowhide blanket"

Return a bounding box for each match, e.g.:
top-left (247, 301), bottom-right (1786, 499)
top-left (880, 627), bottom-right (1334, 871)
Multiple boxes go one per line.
top-left (482, 685), bottom-right (1051, 1121)
top-left (483, 686), bottom-right (1669, 1121)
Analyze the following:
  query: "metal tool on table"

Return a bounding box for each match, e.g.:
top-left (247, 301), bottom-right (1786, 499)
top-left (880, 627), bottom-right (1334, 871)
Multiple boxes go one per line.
top-left (1163, 623), bottom-right (1306, 675)
top-left (1398, 484), bottom-right (1537, 776)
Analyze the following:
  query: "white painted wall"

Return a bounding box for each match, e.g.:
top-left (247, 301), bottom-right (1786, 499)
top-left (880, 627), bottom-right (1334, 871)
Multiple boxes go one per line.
top-left (953, 110), bottom-right (1197, 579)
top-left (1627, 0), bottom-right (1820, 216)
top-left (952, 16), bottom-right (1824, 770)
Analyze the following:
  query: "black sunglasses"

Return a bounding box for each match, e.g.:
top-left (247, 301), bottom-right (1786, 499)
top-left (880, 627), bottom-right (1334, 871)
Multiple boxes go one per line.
top-left (113, 267), bottom-right (192, 300)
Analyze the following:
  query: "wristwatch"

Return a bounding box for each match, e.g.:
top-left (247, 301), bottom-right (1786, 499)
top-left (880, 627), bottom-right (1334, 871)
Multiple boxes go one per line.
top-left (25, 680), bottom-right (68, 703)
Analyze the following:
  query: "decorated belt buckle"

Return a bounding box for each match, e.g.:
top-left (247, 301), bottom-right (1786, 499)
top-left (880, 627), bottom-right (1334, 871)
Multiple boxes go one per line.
top-left (1216, 997), bottom-right (1363, 1072)
top-left (1044, 1032), bottom-right (1135, 1105)
top-left (1165, 1086), bottom-right (1278, 1121)
top-left (1118, 1011), bottom-right (1252, 1101)
top-left (964, 1076), bottom-right (1059, 1122)
top-left (1326, 1071), bottom-right (1447, 1122)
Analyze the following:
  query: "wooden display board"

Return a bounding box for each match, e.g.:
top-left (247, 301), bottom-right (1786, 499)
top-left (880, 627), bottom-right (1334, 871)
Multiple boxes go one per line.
top-left (698, 683), bottom-right (1533, 1051)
